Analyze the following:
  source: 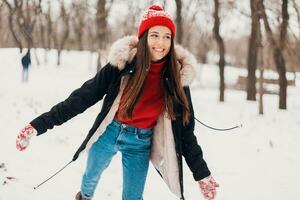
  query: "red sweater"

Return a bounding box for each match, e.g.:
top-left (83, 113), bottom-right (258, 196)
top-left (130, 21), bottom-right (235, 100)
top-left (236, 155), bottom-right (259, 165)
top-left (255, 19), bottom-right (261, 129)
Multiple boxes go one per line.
top-left (115, 60), bottom-right (166, 128)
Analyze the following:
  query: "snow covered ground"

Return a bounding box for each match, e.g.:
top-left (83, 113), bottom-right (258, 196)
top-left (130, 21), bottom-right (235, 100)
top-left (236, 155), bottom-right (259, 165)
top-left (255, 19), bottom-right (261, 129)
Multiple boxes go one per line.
top-left (0, 48), bottom-right (299, 200)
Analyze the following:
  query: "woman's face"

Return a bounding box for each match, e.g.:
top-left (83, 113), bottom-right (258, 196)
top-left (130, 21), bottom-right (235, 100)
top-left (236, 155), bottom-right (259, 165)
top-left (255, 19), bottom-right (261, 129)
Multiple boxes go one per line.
top-left (147, 25), bottom-right (172, 62)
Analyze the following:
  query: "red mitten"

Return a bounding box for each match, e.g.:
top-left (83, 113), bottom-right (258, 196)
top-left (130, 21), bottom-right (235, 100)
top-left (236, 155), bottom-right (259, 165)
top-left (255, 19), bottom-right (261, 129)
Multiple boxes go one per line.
top-left (16, 124), bottom-right (37, 151)
top-left (198, 175), bottom-right (219, 200)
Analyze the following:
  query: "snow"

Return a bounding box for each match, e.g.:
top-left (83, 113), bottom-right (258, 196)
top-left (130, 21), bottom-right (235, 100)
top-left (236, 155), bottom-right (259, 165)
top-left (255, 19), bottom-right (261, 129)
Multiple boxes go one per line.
top-left (1, 48), bottom-right (300, 200)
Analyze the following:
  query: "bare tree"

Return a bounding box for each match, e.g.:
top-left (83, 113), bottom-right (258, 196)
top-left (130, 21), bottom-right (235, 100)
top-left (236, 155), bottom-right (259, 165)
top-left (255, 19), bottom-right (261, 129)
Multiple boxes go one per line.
top-left (18, 0), bottom-right (41, 50)
top-left (71, 0), bottom-right (86, 51)
top-left (280, 0), bottom-right (289, 50)
top-left (37, 13), bottom-right (46, 49)
top-left (37, 11), bottom-right (49, 63)
top-left (183, 0), bottom-right (214, 64)
top-left (258, 0), bottom-right (288, 109)
top-left (213, 0), bottom-right (226, 102)
top-left (95, 0), bottom-right (111, 71)
top-left (196, 31), bottom-right (213, 63)
top-left (291, 0), bottom-right (300, 39)
top-left (175, 0), bottom-right (183, 44)
top-left (246, 0), bottom-right (260, 101)
top-left (0, 2), bottom-right (4, 31)
top-left (3, 0), bottom-right (24, 52)
top-left (56, 0), bottom-right (70, 66)
top-left (278, 0), bottom-right (289, 107)
top-left (123, 0), bottom-right (143, 36)
top-left (42, 0), bottom-right (56, 65)
top-left (45, 1), bottom-right (53, 50)
top-left (285, 0), bottom-right (299, 80)
top-left (181, 0), bottom-right (202, 47)
top-left (96, 0), bottom-right (107, 46)
top-left (257, 20), bottom-right (264, 115)
top-left (3, 0), bottom-right (41, 67)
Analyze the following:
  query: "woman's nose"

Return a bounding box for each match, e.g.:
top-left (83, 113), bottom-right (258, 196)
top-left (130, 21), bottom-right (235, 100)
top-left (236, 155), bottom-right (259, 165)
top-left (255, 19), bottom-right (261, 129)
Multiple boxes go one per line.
top-left (156, 37), bottom-right (164, 46)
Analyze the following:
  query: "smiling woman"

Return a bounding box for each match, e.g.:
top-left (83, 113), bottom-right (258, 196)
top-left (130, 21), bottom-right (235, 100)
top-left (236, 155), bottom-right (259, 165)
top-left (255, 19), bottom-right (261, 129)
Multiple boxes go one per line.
top-left (16, 4), bottom-right (218, 200)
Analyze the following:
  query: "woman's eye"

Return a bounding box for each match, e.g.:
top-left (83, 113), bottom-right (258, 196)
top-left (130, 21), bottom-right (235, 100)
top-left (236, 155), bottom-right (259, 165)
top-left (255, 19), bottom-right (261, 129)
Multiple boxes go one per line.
top-left (150, 34), bottom-right (158, 38)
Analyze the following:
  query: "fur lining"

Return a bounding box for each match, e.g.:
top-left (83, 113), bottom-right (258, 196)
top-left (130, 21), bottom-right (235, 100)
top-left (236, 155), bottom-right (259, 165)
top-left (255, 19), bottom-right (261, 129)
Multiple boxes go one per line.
top-left (107, 35), bottom-right (196, 86)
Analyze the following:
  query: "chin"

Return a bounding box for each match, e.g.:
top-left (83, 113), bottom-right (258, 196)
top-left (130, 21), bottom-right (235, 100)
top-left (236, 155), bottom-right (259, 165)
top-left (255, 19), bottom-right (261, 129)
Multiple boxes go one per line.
top-left (153, 55), bottom-right (165, 61)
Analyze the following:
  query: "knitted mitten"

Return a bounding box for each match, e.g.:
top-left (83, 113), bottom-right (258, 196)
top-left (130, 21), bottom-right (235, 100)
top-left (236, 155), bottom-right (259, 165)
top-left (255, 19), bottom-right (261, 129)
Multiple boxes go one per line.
top-left (198, 175), bottom-right (219, 200)
top-left (16, 124), bottom-right (37, 151)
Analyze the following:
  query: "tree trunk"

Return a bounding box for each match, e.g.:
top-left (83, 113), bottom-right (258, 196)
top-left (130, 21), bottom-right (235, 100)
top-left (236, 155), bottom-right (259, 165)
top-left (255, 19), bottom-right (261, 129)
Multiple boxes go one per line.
top-left (96, 0), bottom-right (110, 71)
top-left (258, 67), bottom-right (264, 115)
top-left (97, 50), bottom-right (102, 72)
top-left (57, 49), bottom-right (62, 66)
top-left (213, 0), bottom-right (226, 102)
top-left (274, 48), bottom-right (288, 109)
top-left (280, 0), bottom-right (289, 50)
top-left (175, 0), bottom-right (183, 44)
top-left (257, 21), bottom-right (264, 115)
top-left (57, 1), bottom-right (70, 66)
top-left (33, 48), bottom-right (40, 66)
top-left (291, 0), bottom-right (300, 39)
top-left (72, 1), bottom-right (85, 51)
top-left (9, 12), bottom-right (23, 53)
top-left (3, 0), bottom-right (23, 52)
top-left (246, 0), bottom-right (259, 101)
top-left (258, 0), bottom-right (287, 109)
top-left (46, 2), bottom-right (52, 49)
top-left (50, 1), bottom-right (69, 67)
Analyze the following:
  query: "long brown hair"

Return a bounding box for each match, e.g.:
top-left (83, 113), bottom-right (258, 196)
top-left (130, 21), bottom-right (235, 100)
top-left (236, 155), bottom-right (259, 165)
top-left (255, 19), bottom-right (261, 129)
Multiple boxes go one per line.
top-left (118, 31), bottom-right (191, 125)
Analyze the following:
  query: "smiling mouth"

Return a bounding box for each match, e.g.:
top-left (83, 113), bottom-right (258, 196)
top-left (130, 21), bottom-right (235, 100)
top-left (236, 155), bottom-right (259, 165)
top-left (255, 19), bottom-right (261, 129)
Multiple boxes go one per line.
top-left (153, 48), bottom-right (164, 53)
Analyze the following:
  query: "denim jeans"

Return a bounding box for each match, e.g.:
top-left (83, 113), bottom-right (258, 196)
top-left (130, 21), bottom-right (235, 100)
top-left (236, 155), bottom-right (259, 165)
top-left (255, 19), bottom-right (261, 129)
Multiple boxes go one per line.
top-left (81, 118), bottom-right (153, 200)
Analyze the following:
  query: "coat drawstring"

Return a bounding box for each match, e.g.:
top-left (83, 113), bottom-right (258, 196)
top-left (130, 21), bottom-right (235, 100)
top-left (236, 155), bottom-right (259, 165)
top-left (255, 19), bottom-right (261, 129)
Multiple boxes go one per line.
top-left (33, 118), bottom-right (242, 190)
top-left (33, 160), bottom-right (73, 190)
top-left (194, 116), bottom-right (242, 131)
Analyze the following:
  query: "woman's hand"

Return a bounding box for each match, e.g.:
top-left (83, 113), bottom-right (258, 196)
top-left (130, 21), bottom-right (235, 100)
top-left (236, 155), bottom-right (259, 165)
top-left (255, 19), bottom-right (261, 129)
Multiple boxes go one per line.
top-left (16, 124), bottom-right (37, 151)
top-left (198, 175), bottom-right (219, 200)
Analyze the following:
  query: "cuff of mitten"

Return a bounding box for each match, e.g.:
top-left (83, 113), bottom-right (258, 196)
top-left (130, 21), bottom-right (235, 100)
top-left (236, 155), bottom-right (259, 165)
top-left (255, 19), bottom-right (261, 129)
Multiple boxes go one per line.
top-left (30, 124), bottom-right (38, 136)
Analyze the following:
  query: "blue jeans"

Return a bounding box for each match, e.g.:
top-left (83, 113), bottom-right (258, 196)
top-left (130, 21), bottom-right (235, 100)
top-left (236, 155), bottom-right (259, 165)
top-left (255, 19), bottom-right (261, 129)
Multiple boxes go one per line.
top-left (22, 67), bottom-right (29, 82)
top-left (81, 119), bottom-right (153, 200)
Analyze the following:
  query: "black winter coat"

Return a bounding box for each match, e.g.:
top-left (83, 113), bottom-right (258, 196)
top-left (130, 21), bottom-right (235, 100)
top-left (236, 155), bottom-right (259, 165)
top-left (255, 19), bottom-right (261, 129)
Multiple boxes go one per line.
top-left (30, 36), bottom-right (211, 200)
top-left (21, 51), bottom-right (31, 68)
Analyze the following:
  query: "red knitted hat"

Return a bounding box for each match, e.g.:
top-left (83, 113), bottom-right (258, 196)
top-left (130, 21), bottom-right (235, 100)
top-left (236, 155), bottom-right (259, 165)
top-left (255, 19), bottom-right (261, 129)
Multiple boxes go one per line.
top-left (138, 5), bottom-right (176, 39)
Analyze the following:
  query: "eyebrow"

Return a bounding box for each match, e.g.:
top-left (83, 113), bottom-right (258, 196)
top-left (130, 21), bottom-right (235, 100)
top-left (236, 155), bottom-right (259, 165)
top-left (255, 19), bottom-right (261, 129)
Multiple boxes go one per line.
top-left (149, 31), bottom-right (171, 35)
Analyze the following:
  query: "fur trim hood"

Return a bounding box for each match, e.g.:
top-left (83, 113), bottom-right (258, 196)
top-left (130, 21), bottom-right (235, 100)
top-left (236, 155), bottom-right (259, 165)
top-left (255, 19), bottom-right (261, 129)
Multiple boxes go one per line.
top-left (107, 35), bottom-right (197, 86)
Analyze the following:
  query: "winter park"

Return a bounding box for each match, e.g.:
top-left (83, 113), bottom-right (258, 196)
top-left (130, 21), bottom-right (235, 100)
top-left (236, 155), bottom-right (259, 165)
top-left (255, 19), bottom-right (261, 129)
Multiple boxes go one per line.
top-left (0, 0), bottom-right (300, 200)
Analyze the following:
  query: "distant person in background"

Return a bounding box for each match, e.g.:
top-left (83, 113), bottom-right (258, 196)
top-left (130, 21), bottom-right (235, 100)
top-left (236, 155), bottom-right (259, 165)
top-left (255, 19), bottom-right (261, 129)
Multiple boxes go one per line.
top-left (21, 49), bottom-right (31, 82)
top-left (15, 5), bottom-right (219, 200)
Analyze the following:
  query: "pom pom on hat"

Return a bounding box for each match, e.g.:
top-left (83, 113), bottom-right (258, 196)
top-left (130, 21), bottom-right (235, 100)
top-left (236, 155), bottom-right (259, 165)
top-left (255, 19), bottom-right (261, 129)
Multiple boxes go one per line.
top-left (137, 5), bottom-right (176, 39)
top-left (148, 5), bottom-right (163, 11)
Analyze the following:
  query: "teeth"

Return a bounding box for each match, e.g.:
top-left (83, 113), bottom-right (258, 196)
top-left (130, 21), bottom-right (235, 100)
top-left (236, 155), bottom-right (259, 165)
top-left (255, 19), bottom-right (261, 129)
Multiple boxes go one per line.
top-left (154, 48), bottom-right (163, 52)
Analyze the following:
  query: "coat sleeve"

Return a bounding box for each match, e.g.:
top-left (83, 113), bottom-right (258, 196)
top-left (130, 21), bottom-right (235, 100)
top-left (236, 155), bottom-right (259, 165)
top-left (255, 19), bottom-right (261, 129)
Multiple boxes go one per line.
top-left (30, 64), bottom-right (118, 135)
top-left (181, 86), bottom-right (211, 181)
